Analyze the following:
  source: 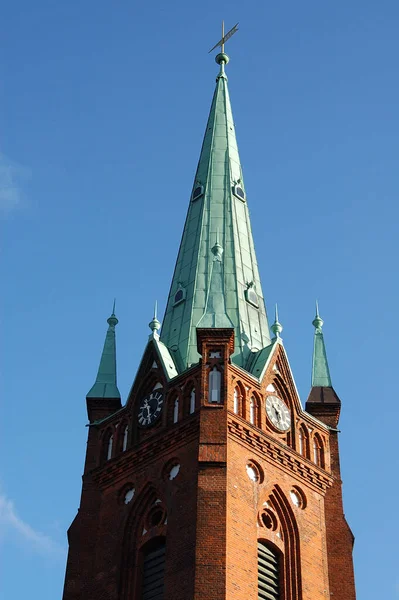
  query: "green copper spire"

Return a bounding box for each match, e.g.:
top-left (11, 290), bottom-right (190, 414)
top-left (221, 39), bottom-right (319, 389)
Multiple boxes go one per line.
top-left (160, 51), bottom-right (271, 371)
top-left (311, 302), bottom-right (332, 387)
top-left (87, 303), bottom-right (120, 399)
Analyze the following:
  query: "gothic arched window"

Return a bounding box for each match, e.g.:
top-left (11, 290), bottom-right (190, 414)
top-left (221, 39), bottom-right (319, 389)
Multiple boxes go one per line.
top-left (141, 539), bottom-right (166, 599)
top-left (173, 398), bottom-right (179, 424)
top-left (122, 425), bottom-right (129, 452)
top-left (234, 388), bottom-right (239, 414)
top-left (298, 424), bottom-right (310, 459)
top-left (298, 428), bottom-right (304, 455)
top-left (258, 541), bottom-right (280, 600)
top-left (189, 389), bottom-right (196, 414)
top-left (313, 434), bottom-right (324, 468)
top-left (209, 367), bottom-right (221, 403)
top-left (106, 434), bottom-right (113, 461)
top-left (250, 397), bottom-right (256, 425)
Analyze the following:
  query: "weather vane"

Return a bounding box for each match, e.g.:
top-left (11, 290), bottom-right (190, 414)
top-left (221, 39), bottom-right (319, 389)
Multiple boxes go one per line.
top-left (208, 21), bottom-right (239, 54)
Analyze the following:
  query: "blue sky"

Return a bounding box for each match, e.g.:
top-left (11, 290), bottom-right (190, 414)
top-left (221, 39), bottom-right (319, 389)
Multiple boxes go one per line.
top-left (2, 1), bottom-right (399, 598)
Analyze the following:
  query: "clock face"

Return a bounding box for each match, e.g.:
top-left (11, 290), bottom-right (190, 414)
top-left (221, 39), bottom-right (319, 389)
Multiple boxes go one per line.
top-left (137, 391), bottom-right (164, 427)
top-left (265, 395), bottom-right (291, 431)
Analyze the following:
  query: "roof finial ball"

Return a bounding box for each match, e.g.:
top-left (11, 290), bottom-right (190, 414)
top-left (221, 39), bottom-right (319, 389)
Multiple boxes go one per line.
top-left (107, 299), bottom-right (118, 327)
top-left (312, 300), bottom-right (324, 333)
top-left (215, 52), bottom-right (230, 66)
top-left (209, 21), bottom-right (238, 77)
top-left (271, 304), bottom-right (283, 338)
top-left (149, 301), bottom-right (161, 334)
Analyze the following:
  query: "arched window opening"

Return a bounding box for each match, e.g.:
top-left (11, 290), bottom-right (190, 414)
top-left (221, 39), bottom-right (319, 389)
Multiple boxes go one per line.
top-left (234, 388), bottom-right (239, 414)
top-left (106, 434), bottom-right (113, 461)
top-left (298, 424), bottom-right (310, 459)
top-left (298, 429), bottom-right (304, 455)
top-left (313, 435), bottom-right (324, 468)
top-left (250, 397), bottom-right (256, 425)
top-left (173, 398), bottom-right (179, 424)
top-left (122, 425), bottom-right (129, 452)
top-left (258, 541), bottom-right (280, 600)
top-left (209, 367), bottom-right (221, 403)
top-left (189, 389), bottom-right (196, 414)
top-left (141, 539), bottom-right (166, 600)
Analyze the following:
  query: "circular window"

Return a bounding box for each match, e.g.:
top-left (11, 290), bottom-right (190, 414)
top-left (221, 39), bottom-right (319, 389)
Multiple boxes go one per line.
top-left (246, 460), bottom-right (264, 484)
top-left (259, 509), bottom-right (278, 531)
top-left (290, 486), bottom-right (307, 509)
top-left (163, 459), bottom-right (181, 481)
top-left (124, 488), bottom-right (135, 504)
top-left (119, 484), bottom-right (135, 505)
top-left (169, 464), bottom-right (180, 480)
top-left (146, 506), bottom-right (165, 529)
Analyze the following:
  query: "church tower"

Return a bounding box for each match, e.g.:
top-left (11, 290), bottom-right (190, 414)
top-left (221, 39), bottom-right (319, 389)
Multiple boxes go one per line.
top-left (62, 45), bottom-right (356, 600)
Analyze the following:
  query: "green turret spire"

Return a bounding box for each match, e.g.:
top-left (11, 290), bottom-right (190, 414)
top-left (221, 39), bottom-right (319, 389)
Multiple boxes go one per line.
top-left (87, 303), bottom-right (120, 399)
top-left (311, 302), bottom-right (332, 387)
top-left (160, 51), bottom-right (271, 371)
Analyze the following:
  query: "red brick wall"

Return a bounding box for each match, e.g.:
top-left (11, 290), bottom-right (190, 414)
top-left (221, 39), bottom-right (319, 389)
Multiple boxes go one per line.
top-left (63, 334), bottom-right (356, 600)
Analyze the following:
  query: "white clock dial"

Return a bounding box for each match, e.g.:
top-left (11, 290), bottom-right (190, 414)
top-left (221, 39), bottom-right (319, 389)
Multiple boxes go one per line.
top-left (265, 395), bottom-right (291, 431)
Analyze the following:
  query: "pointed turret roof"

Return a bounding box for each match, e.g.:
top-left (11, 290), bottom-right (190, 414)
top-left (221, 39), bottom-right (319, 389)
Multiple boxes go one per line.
top-left (87, 303), bottom-right (120, 399)
top-left (311, 302), bottom-right (332, 387)
top-left (160, 52), bottom-right (271, 371)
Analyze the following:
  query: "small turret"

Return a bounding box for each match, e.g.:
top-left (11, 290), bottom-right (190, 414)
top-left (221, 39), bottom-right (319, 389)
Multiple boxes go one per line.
top-left (87, 302), bottom-right (120, 399)
top-left (306, 302), bottom-right (341, 427)
top-left (311, 301), bottom-right (332, 387)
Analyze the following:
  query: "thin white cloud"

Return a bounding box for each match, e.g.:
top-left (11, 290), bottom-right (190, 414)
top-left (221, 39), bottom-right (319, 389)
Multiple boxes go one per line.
top-left (0, 153), bottom-right (29, 214)
top-left (0, 494), bottom-right (65, 556)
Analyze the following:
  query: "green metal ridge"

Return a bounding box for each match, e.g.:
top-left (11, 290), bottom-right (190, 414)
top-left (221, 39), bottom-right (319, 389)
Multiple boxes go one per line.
top-left (160, 52), bottom-right (271, 371)
top-left (87, 304), bottom-right (120, 399)
top-left (311, 302), bottom-right (332, 388)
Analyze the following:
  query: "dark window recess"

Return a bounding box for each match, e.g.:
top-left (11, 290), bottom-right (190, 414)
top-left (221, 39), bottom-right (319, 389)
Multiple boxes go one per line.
top-left (258, 542), bottom-right (280, 600)
top-left (192, 186), bottom-right (203, 201)
top-left (141, 542), bottom-right (166, 600)
top-left (245, 287), bottom-right (259, 308)
top-left (235, 186), bottom-right (245, 199)
top-left (233, 185), bottom-right (246, 201)
top-left (174, 289), bottom-right (184, 304)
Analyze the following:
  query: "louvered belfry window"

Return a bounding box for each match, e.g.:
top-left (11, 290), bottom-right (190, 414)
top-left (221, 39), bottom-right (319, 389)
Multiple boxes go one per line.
top-left (141, 540), bottom-right (166, 600)
top-left (258, 541), bottom-right (280, 600)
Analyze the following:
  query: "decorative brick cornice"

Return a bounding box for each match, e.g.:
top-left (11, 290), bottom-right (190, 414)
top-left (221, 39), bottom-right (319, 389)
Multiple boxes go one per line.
top-left (228, 416), bottom-right (332, 493)
top-left (91, 415), bottom-right (200, 488)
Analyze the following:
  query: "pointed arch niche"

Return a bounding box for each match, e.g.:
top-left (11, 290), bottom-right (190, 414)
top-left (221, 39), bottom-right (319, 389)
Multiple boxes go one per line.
top-left (119, 484), bottom-right (167, 600)
top-left (101, 428), bottom-right (114, 464)
top-left (312, 433), bottom-right (325, 468)
top-left (298, 424), bottom-right (310, 459)
top-left (232, 382), bottom-right (245, 417)
top-left (257, 485), bottom-right (302, 600)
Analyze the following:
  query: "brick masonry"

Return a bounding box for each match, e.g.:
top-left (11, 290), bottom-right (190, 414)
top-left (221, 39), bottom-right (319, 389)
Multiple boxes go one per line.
top-left (62, 331), bottom-right (356, 599)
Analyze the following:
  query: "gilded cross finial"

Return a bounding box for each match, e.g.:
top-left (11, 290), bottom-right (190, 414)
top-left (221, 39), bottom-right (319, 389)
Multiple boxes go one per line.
top-left (208, 21), bottom-right (239, 55)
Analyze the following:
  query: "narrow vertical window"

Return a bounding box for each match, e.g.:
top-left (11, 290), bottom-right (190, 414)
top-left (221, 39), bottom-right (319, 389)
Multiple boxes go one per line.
top-left (107, 435), bottom-right (113, 461)
top-left (234, 388), bottom-right (239, 414)
top-left (141, 540), bottom-right (166, 599)
top-left (189, 389), bottom-right (196, 414)
top-left (298, 429), bottom-right (304, 455)
top-left (250, 397), bottom-right (256, 425)
top-left (173, 398), bottom-right (179, 423)
top-left (258, 541), bottom-right (280, 599)
top-left (122, 426), bottom-right (128, 452)
top-left (313, 435), bottom-right (324, 467)
top-left (209, 367), bottom-right (221, 403)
